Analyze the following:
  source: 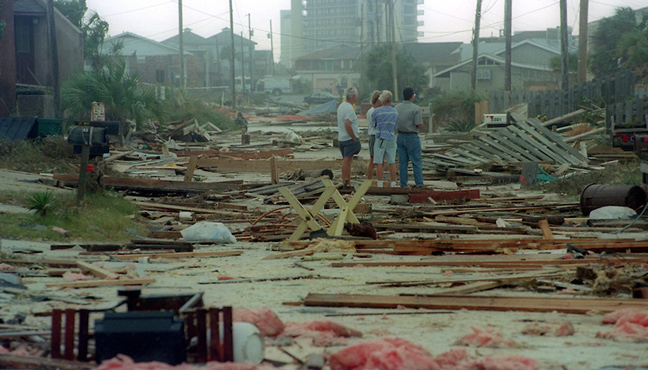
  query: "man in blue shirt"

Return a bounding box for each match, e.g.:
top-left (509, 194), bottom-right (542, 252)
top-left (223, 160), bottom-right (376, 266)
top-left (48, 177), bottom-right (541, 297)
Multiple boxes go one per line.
top-left (370, 90), bottom-right (398, 188)
top-left (395, 87), bottom-right (424, 187)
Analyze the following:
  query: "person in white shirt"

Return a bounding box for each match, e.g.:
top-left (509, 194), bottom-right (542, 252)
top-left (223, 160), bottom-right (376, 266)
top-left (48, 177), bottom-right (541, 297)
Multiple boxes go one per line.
top-left (336, 87), bottom-right (360, 188)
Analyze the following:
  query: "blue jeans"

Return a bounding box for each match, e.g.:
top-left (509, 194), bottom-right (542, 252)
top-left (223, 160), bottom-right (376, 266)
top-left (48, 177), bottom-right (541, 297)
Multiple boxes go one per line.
top-left (397, 133), bottom-right (423, 187)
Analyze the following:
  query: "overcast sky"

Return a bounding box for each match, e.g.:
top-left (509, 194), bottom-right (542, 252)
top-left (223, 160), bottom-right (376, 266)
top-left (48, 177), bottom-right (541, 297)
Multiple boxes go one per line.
top-left (85, 0), bottom-right (644, 61)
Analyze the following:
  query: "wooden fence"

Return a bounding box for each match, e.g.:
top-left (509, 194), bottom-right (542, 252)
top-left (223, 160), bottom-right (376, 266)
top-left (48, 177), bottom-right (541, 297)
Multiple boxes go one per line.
top-left (489, 70), bottom-right (636, 120)
top-left (606, 96), bottom-right (648, 128)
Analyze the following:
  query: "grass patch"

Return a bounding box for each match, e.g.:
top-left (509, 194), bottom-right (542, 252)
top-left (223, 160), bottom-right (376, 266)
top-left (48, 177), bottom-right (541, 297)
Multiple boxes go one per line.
top-left (0, 191), bottom-right (147, 242)
top-left (0, 137), bottom-right (77, 174)
top-left (539, 161), bottom-right (641, 198)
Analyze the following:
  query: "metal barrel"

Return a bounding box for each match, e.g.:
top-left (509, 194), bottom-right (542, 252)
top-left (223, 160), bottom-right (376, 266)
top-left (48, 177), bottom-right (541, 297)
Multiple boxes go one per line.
top-left (580, 184), bottom-right (647, 216)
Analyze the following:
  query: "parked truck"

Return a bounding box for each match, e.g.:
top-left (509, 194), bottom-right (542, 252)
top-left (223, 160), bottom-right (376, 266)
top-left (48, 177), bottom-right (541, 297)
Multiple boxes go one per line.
top-left (257, 76), bottom-right (293, 96)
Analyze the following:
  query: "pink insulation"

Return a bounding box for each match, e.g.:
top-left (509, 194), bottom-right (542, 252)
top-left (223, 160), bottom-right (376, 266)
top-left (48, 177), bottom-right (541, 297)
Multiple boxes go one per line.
top-left (329, 339), bottom-right (539, 370)
top-left (456, 327), bottom-right (517, 348)
top-left (601, 309), bottom-right (648, 326)
top-left (597, 309), bottom-right (648, 342)
top-left (521, 322), bottom-right (575, 337)
top-left (232, 307), bottom-right (285, 337)
top-left (465, 356), bottom-right (539, 370)
top-left (329, 337), bottom-right (442, 370)
top-left (62, 271), bottom-right (92, 281)
top-left (282, 321), bottom-right (362, 346)
top-left (0, 263), bottom-right (16, 271)
top-left (94, 355), bottom-right (278, 370)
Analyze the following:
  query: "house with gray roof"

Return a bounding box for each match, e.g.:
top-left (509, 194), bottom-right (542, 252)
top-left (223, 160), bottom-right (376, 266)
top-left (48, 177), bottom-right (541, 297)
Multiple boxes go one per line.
top-left (433, 29), bottom-right (578, 94)
top-left (101, 32), bottom-right (196, 87)
top-left (294, 45), bottom-right (361, 94)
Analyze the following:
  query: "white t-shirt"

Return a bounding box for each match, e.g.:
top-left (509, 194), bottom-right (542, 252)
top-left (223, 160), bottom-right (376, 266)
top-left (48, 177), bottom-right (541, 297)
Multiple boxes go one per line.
top-left (366, 107), bottom-right (376, 136)
top-left (337, 101), bottom-right (358, 141)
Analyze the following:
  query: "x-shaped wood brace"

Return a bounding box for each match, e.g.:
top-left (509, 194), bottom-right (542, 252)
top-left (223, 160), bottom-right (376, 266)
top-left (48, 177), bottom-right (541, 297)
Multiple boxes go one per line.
top-left (279, 178), bottom-right (372, 241)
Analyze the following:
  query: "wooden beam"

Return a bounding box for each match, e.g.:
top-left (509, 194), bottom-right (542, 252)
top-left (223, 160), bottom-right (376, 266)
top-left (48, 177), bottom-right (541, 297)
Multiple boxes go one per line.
top-left (46, 278), bottom-right (156, 288)
top-left (270, 156), bottom-right (279, 184)
top-left (113, 250), bottom-right (243, 260)
top-left (372, 270), bottom-right (564, 288)
top-left (76, 261), bottom-right (118, 280)
top-left (135, 201), bottom-right (248, 217)
top-left (302, 293), bottom-right (648, 314)
top-left (183, 155), bottom-right (198, 182)
top-left (173, 148), bottom-right (293, 159)
top-left (54, 175), bottom-right (242, 193)
top-left (538, 219), bottom-right (554, 240)
top-left (197, 157), bottom-right (345, 173)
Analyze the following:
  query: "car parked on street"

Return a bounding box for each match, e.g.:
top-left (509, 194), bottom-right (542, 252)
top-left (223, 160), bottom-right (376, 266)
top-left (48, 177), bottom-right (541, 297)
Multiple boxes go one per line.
top-left (303, 92), bottom-right (339, 105)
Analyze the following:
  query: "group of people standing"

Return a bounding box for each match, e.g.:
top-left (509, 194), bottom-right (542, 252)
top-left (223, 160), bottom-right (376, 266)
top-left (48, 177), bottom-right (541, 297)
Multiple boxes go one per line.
top-left (337, 86), bottom-right (425, 189)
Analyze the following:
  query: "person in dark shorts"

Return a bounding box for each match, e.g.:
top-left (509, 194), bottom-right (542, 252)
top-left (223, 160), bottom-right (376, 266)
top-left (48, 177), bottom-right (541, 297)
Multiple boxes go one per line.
top-left (337, 87), bottom-right (360, 187)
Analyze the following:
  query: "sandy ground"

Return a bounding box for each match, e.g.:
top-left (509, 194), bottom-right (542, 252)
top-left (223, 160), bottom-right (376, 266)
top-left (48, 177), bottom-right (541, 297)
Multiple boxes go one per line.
top-left (2, 120), bottom-right (648, 369)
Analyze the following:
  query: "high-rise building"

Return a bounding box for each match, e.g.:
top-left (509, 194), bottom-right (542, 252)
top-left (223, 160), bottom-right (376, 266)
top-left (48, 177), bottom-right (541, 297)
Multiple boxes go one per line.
top-left (280, 0), bottom-right (422, 67)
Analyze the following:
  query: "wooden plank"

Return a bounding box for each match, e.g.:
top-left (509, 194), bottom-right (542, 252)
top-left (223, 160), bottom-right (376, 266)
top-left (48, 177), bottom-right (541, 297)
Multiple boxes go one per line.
top-left (448, 148), bottom-right (489, 164)
top-left (54, 174), bottom-right (242, 193)
top-left (526, 118), bottom-right (589, 164)
top-left (498, 128), bottom-right (549, 162)
top-left (373, 270), bottom-right (564, 287)
top-left (173, 148), bottom-right (293, 159)
top-left (302, 293), bottom-right (648, 314)
top-left (480, 134), bottom-right (528, 162)
top-left (113, 250), bottom-right (243, 260)
top-left (541, 109), bottom-right (587, 126)
top-left (135, 201), bottom-right (248, 217)
top-left (331, 255), bottom-right (648, 268)
top-left (467, 140), bottom-right (507, 161)
top-left (183, 155), bottom-right (198, 182)
top-left (419, 281), bottom-right (504, 295)
top-left (46, 278), bottom-right (156, 288)
top-left (492, 129), bottom-right (543, 162)
top-left (538, 219), bottom-right (554, 240)
top-left (512, 123), bottom-right (579, 164)
top-left (270, 156), bottom-right (279, 184)
top-left (461, 143), bottom-right (501, 161)
top-left (409, 189), bottom-right (480, 203)
top-left (76, 261), bottom-right (118, 280)
top-left (197, 158), bottom-right (344, 173)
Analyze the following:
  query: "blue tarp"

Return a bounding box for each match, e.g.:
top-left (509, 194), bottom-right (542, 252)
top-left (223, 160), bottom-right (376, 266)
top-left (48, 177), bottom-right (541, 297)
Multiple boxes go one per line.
top-left (297, 100), bottom-right (338, 116)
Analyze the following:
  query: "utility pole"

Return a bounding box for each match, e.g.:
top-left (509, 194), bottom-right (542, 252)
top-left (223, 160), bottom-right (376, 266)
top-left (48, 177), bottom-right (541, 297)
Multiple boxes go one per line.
top-left (389, 0), bottom-right (398, 99)
top-left (46, 0), bottom-right (61, 117)
top-left (248, 14), bottom-right (254, 90)
top-left (229, 0), bottom-right (236, 109)
top-left (578, 0), bottom-right (589, 84)
top-left (504, 0), bottom-right (512, 91)
top-left (241, 31), bottom-right (245, 94)
top-left (560, 0), bottom-right (569, 90)
top-left (269, 20), bottom-right (275, 75)
top-left (471, 0), bottom-right (482, 91)
top-left (178, 0), bottom-right (185, 88)
top-left (215, 38), bottom-right (221, 85)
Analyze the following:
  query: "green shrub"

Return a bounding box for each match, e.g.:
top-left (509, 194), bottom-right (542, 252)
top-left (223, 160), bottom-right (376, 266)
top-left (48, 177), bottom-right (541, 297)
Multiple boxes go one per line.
top-left (26, 191), bottom-right (57, 216)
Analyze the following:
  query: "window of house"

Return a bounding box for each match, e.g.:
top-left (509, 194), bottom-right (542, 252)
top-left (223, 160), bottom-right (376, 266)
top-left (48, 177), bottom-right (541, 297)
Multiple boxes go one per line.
top-left (156, 70), bottom-right (165, 83)
top-left (15, 20), bottom-right (31, 53)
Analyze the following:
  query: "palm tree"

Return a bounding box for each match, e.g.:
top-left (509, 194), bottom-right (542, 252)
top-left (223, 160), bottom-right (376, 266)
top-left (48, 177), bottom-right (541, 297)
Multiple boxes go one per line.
top-left (61, 58), bottom-right (165, 129)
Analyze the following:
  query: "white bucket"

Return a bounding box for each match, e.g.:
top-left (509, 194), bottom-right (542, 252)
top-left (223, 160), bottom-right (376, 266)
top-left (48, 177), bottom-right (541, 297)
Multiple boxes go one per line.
top-left (219, 322), bottom-right (265, 364)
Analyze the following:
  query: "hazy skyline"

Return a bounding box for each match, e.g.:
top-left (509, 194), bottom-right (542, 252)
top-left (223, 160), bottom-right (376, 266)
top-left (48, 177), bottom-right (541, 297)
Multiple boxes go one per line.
top-left (85, 0), bottom-right (645, 62)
